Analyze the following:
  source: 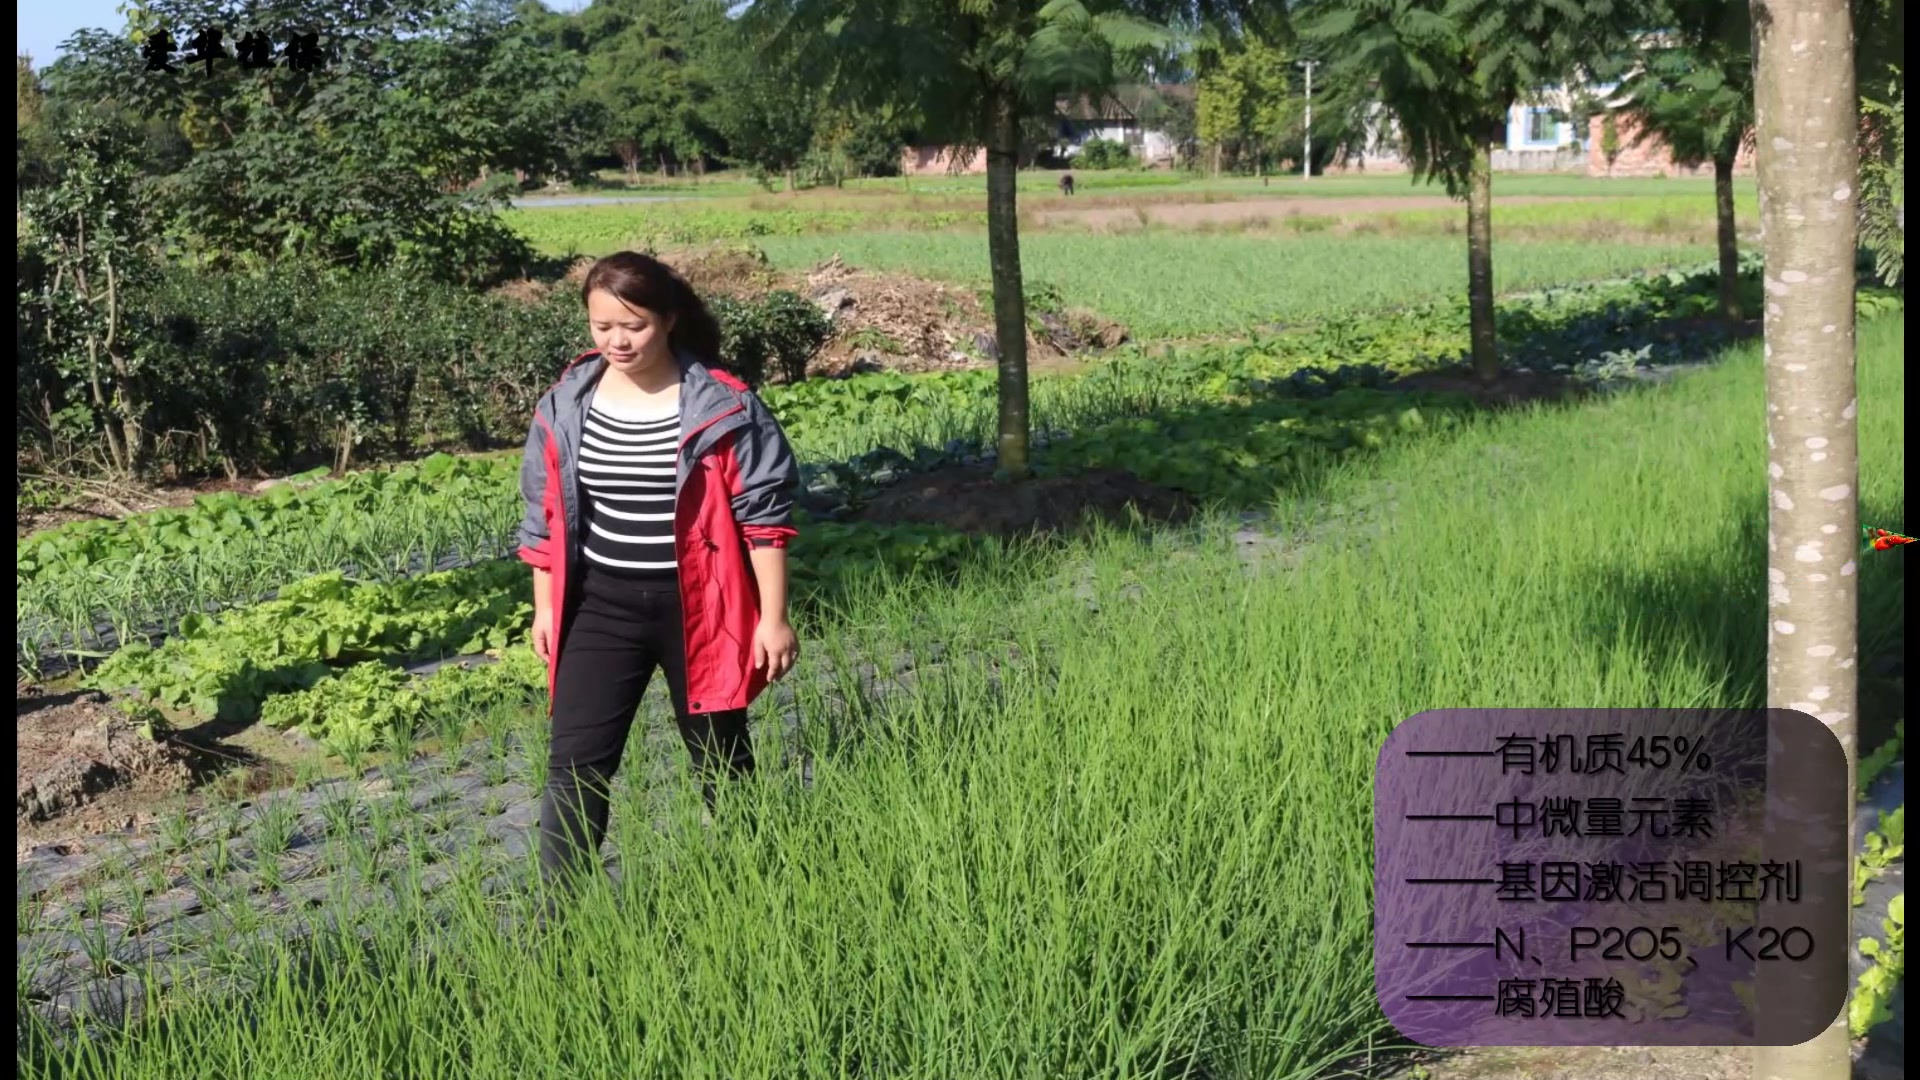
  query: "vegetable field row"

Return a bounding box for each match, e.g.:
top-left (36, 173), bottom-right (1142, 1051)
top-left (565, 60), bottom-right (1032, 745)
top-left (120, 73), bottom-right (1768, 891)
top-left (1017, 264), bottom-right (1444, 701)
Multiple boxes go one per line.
top-left (19, 260), bottom-right (1844, 683)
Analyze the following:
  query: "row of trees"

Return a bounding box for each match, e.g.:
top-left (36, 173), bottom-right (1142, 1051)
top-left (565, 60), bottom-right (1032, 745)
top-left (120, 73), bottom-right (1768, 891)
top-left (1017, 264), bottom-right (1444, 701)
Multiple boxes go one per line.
top-left (512, 0), bottom-right (916, 187)
top-left (15, 0), bottom-right (922, 274)
top-left (16, 0), bottom-right (1904, 471)
top-left (752, 0), bottom-right (1899, 473)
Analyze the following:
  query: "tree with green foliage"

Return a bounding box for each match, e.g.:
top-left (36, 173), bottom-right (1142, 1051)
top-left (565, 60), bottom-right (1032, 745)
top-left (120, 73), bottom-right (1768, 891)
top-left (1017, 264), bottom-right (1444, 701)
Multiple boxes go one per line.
top-left (49, 0), bottom-right (586, 285)
top-left (702, 13), bottom-right (911, 192)
top-left (16, 55), bottom-right (61, 191)
top-left (702, 18), bottom-right (818, 189)
top-left (806, 101), bottom-right (913, 184)
top-left (1857, 68), bottom-right (1902, 285)
top-left (1195, 34), bottom-right (1301, 178)
top-left (1194, 56), bottom-right (1246, 174)
top-left (752, 0), bottom-right (1248, 481)
top-left (576, 0), bottom-right (727, 180)
top-left (1300, 0), bottom-right (1645, 381)
top-left (17, 105), bottom-right (165, 474)
top-left (1851, 0), bottom-right (1902, 97)
top-left (1599, 111), bottom-right (1622, 174)
top-left (1611, 1), bottom-right (1754, 320)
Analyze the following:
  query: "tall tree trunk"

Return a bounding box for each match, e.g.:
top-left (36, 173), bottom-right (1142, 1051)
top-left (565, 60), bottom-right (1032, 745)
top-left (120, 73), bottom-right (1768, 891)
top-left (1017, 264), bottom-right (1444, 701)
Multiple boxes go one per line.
top-left (1466, 134), bottom-right (1498, 380)
top-left (1714, 152), bottom-right (1743, 320)
top-left (985, 83), bottom-right (1031, 482)
top-left (68, 216), bottom-right (130, 474)
top-left (102, 246), bottom-right (142, 472)
top-left (1749, 1), bottom-right (1861, 1078)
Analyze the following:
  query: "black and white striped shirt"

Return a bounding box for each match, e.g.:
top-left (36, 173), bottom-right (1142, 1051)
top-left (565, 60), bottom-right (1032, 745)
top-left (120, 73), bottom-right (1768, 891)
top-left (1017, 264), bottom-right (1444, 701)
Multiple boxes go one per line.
top-left (579, 392), bottom-right (680, 579)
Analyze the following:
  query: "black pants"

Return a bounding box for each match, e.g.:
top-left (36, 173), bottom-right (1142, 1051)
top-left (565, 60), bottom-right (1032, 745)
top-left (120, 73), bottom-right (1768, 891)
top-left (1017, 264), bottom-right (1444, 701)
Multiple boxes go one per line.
top-left (537, 567), bottom-right (754, 891)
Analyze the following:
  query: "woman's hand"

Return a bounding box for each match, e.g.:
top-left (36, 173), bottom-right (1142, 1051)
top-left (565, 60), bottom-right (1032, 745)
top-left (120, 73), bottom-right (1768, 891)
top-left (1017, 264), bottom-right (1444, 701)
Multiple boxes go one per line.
top-left (753, 618), bottom-right (799, 682)
top-left (530, 568), bottom-right (554, 663)
top-left (531, 605), bottom-right (554, 664)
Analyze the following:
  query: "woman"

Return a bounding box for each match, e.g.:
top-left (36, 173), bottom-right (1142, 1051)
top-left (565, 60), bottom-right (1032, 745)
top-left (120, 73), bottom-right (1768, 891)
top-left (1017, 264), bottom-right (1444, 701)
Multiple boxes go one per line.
top-left (516, 250), bottom-right (802, 898)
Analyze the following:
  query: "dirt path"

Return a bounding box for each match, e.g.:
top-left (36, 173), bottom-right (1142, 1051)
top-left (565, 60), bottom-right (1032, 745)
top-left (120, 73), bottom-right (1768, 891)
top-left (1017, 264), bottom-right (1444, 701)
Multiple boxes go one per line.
top-left (1032, 194), bottom-right (1590, 231)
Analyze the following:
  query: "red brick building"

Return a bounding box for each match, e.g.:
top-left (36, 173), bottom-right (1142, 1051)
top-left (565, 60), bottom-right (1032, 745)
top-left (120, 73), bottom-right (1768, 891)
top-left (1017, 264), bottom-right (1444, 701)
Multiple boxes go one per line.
top-left (1586, 112), bottom-right (1756, 178)
top-left (901, 146), bottom-right (988, 176)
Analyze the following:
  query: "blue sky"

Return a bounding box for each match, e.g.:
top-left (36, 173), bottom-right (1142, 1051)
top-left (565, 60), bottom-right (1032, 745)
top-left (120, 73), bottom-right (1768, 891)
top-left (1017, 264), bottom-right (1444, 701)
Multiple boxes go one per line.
top-left (19, 0), bottom-right (128, 68)
top-left (18, 1), bottom-right (591, 71)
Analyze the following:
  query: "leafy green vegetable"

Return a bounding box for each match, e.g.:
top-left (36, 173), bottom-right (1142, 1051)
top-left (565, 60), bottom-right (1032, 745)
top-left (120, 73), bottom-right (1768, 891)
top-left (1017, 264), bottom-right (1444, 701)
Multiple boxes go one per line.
top-left (1851, 893), bottom-right (1904, 1038)
top-left (83, 562), bottom-right (533, 721)
top-left (18, 455), bottom-right (511, 584)
top-left (261, 649), bottom-right (548, 757)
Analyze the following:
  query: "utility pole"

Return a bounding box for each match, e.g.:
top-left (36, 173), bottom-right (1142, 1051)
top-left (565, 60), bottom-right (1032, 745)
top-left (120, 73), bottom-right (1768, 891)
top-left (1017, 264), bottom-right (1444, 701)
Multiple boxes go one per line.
top-left (1298, 59), bottom-right (1318, 179)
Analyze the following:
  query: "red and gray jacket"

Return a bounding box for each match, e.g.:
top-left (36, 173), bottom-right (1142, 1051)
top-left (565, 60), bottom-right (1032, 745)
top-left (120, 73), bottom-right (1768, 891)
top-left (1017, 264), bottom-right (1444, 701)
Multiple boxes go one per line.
top-left (516, 349), bottom-right (801, 714)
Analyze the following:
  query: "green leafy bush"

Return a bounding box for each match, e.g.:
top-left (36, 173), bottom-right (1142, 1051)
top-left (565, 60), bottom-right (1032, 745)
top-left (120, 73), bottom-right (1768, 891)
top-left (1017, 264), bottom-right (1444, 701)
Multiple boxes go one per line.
top-left (83, 562), bottom-right (532, 721)
top-left (1858, 70), bottom-right (1904, 286)
top-left (1853, 806), bottom-right (1906, 906)
top-left (1851, 894), bottom-right (1905, 1038)
top-left (19, 262), bottom-right (834, 478)
top-left (1859, 720), bottom-right (1905, 797)
top-left (709, 289), bottom-right (834, 387)
top-left (1074, 139), bottom-right (1136, 171)
top-left (261, 649), bottom-right (547, 757)
top-left (18, 454), bottom-right (511, 584)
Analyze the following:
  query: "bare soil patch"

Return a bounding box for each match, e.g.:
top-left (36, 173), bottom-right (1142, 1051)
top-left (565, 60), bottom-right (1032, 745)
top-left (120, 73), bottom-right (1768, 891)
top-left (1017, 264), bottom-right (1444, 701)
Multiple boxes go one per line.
top-left (796, 253), bottom-right (1022, 377)
top-left (16, 687), bottom-right (204, 843)
top-left (1032, 194), bottom-right (1587, 232)
top-left (802, 255), bottom-right (1114, 377)
top-left (667, 246), bottom-right (1122, 378)
top-left (847, 464), bottom-right (1195, 539)
top-left (17, 473), bottom-right (267, 539)
top-left (491, 246), bottom-right (1122, 381)
top-left (15, 684), bottom-right (339, 851)
top-left (1388, 366), bottom-right (1586, 408)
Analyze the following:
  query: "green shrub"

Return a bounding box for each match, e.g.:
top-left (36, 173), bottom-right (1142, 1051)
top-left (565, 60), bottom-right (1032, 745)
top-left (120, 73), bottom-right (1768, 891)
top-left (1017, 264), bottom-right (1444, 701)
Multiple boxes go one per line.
top-left (19, 262), bottom-right (831, 478)
top-left (709, 289), bottom-right (834, 387)
top-left (1074, 138), bottom-right (1137, 171)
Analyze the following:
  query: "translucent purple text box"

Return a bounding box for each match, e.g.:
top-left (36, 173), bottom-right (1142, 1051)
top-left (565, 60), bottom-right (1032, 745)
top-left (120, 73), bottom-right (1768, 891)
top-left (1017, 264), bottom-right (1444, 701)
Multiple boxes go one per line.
top-left (1375, 709), bottom-right (1847, 1047)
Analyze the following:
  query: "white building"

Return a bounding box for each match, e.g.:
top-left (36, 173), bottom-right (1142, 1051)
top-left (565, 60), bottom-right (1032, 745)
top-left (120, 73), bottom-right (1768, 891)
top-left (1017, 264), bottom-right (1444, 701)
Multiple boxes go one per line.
top-left (1493, 85), bottom-right (1602, 171)
top-left (1053, 85), bottom-right (1197, 167)
top-left (1337, 85), bottom-right (1617, 174)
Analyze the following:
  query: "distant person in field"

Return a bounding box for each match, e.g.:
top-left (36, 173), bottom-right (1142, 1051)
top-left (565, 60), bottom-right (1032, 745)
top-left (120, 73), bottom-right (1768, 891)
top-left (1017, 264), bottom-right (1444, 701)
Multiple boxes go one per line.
top-left (517, 250), bottom-right (801, 913)
top-left (1059, 171), bottom-right (1076, 196)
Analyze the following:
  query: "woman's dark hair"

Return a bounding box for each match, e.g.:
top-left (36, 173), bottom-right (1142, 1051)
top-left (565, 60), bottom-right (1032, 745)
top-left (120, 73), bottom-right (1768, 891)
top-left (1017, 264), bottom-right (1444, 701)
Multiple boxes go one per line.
top-left (580, 251), bottom-right (724, 364)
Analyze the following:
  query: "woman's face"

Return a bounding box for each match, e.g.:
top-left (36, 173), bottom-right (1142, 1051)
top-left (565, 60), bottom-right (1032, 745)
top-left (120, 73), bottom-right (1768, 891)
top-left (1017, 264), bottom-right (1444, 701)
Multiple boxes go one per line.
top-left (587, 289), bottom-right (676, 375)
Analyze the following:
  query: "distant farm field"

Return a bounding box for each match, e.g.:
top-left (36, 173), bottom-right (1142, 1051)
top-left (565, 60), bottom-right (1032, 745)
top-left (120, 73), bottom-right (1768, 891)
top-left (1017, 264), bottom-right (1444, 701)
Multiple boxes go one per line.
top-left (506, 191), bottom-right (1749, 250)
top-left (504, 173), bottom-right (1753, 247)
top-left (504, 172), bottom-right (1745, 338)
top-left (748, 231), bottom-right (1715, 337)
top-left (537, 168), bottom-right (1744, 202)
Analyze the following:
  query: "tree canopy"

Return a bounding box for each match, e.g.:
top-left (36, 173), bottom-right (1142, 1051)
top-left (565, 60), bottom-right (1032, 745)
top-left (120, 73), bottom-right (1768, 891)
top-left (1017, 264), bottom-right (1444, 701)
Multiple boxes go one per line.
top-left (1297, 0), bottom-right (1644, 195)
top-left (1194, 33), bottom-right (1304, 172)
top-left (1611, 0), bottom-right (1753, 169)
top-left (44, 0), bottom-right (588, 283)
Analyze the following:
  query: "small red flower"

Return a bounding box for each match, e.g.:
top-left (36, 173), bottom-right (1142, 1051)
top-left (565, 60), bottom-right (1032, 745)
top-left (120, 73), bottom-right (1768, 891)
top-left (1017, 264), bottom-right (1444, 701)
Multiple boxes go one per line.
top-left (1865, 527), bottom-right (1915, 552)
